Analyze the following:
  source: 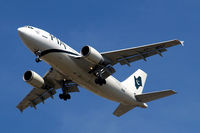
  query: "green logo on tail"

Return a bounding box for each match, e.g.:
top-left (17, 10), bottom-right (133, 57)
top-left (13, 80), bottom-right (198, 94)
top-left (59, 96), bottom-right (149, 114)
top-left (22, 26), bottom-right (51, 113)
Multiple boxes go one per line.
top-left (134, 76), bottom-right (142, 89)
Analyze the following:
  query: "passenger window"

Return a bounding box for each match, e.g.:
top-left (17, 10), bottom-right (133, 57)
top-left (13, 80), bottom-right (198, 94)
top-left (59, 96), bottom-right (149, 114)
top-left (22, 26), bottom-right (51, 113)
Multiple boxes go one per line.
top-left (57, 38), bottom-right (60, 44)
top-left (35, 30), bottom-right (40, 34)
top-left (42, 35), bottom-right (48, 39)
top-left (50, 34), bottom-right (54, 40)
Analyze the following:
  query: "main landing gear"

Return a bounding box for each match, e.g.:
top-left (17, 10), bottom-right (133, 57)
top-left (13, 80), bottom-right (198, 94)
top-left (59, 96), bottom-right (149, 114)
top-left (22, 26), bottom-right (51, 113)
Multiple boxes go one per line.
top-left (59, 88), bottom-right (71, 101)
top-left (59, 93), bottom-right (71, 101)
top-left (90, 65), bottom-right (115, 86)
top-left (59, 80), bottom-right (71, 101)
top-left (95, 77), bottom-right (106, 86)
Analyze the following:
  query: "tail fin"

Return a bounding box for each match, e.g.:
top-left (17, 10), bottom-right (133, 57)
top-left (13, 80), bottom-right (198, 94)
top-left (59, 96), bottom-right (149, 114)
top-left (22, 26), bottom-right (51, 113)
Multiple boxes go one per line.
top-left (122, 69), bottom-right (147, 94)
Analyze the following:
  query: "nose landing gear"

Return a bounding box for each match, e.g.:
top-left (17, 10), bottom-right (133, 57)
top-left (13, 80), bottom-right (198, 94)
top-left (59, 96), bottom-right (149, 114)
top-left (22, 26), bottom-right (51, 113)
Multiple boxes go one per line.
top-left (35, 58), bottom-right (42, 63)
top-left (34, 50), bottom-right (42, 63)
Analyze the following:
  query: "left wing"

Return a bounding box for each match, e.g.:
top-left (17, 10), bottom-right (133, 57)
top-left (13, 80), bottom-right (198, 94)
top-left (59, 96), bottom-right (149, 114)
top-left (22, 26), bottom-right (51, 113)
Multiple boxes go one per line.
top-left (102, 39), bottom-right (183, 66)
top-left (17, 68), bottom-right (79, 112)
top-left (17, 87), bottom-right (56, 112)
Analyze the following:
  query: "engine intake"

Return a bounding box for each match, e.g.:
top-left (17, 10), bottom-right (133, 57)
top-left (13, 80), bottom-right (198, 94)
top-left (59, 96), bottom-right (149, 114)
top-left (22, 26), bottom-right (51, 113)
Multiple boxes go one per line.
top-left (23, 70), bottom-right (45, 89)
top-left (81, 46), bottom-right (104, 65)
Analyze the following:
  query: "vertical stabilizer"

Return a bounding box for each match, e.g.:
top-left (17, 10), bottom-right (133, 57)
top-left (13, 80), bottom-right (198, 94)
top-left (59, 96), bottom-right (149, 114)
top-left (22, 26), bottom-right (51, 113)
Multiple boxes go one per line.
top-left (122, 69), bottom-right (147, 94)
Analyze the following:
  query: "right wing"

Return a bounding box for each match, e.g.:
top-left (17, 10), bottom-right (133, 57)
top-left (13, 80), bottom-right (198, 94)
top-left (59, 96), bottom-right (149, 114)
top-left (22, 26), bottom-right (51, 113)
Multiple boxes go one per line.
top-left (135, 90), bottom-right (176, 103)
top-left (17, 68), bottom-right (79, 112)
top-left (102, 39), bottom-right (183, 66)
top-left (113, 103), bottom-right (136, 117)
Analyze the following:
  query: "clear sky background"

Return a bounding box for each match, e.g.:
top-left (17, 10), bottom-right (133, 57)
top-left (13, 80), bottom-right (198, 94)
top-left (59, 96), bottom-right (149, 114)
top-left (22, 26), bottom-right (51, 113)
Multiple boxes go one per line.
top-left (0, 0), bottom-right (199, 133)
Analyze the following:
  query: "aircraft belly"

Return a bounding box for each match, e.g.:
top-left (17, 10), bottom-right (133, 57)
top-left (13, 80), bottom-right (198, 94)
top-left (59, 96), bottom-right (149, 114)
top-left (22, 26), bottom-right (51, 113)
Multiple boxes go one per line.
top-left (42, 53), bottom-right (134, 104)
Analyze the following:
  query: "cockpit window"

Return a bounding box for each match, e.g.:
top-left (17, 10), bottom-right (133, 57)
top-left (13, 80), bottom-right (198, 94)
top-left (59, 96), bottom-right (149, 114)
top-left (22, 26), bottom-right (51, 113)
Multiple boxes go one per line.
top-left (26, 26), bottom-right (34, 29)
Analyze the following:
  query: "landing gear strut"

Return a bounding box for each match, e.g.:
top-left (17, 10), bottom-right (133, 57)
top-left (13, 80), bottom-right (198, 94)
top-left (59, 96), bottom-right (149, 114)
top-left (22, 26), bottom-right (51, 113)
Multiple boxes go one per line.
top-left (35, 50), bottom-right (42, 63)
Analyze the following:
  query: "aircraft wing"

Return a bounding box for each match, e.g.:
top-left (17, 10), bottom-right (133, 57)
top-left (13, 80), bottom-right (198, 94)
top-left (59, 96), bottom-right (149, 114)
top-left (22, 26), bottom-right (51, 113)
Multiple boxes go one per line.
top-left (101, 39), bottom-right (183, 66)
top-left (113, 103), bottom-right (136, 117)
top-left (16, 68), bottom-right (79, 112)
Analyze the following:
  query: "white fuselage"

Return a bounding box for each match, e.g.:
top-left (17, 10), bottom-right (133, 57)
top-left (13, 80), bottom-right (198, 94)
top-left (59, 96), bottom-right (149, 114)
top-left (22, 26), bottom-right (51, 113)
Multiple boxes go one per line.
top-left (18, 26), bottom-right (144, 107)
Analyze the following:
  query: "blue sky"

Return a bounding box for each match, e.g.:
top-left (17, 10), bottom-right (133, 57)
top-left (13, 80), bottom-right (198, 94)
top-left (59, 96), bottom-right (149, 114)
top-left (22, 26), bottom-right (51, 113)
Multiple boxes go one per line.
top-left (0, 0), bottom-right (199, 132)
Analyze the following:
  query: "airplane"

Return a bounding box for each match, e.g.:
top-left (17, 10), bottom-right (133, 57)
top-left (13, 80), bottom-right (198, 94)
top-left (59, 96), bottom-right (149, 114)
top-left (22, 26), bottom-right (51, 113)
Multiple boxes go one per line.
top-left (17, 26), bottom-right (183, 117)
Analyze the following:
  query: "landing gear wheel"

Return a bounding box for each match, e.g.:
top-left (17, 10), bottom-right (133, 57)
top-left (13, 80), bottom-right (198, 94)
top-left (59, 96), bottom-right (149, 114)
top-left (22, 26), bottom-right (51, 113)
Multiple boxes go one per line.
top-left (35, 58), bottom-right (41, 63)
top-left (95, 78), bottom-right (101, 85)
top-left (59, 93), bottom-right (71, 101)
top-left (59, 94), bottom-right (64, 99)
top-left (66, 94), bottom-right (71, 99)
top-left (102, 79), bottom-right (106, 84)
top-left (95, 77), bottom-right (106, 85)
top-left (63, 96), bottom-right (68, 101)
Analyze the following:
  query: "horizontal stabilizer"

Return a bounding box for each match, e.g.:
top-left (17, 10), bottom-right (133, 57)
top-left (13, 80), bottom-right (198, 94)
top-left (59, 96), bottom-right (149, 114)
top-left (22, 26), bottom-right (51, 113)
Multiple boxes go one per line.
top-left (135, 90), bottom-right (176, 103)
top-left (113, 104), bottom-right (136, 117)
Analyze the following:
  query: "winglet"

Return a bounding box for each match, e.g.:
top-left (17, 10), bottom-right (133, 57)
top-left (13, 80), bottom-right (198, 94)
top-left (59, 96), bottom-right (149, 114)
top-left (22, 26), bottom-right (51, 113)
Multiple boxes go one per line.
top-left (180, 41), bottom-right (184, 46)
top-left (19, 108), bottom-right (24, 113)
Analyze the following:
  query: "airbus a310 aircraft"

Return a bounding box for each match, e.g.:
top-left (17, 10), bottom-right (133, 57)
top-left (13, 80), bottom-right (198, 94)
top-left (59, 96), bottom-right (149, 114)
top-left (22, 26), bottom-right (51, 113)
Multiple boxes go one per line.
top-left (17, 26), bottom-right (183, 117)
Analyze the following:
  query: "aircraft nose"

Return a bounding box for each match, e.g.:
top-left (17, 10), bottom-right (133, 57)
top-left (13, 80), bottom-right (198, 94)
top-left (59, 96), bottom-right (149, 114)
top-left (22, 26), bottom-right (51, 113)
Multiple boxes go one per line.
top-left (17, 27), bottom-right (28, 39)
top-left (17, 26), bottom-right (36, 44)
top-left (17, 27), bottom-right (24, 33)
top-left (17, 26), bottom-right (38, 51)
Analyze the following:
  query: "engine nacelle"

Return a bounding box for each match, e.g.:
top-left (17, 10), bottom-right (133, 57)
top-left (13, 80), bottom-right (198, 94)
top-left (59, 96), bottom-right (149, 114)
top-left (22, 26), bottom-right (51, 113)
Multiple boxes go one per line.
top-left (81, 46), bottom-right (104, 65)
top-left (23, 70), bottom-right (45, 89)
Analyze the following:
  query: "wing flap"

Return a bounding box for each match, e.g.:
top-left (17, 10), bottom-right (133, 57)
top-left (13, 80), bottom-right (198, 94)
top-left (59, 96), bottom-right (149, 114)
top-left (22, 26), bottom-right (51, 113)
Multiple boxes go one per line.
top-left (113, 103), bottom-right (136, 117)
top-left (32, 89), bottom-right (56, 105)
top-left (17, 88), bottom-right (56, 112)
top-left (102, 39), bottom-right (183, 66)
top-left (119, 48), bottom-right (167, 65)
top-left (135, 90), bottom-right (176, 103)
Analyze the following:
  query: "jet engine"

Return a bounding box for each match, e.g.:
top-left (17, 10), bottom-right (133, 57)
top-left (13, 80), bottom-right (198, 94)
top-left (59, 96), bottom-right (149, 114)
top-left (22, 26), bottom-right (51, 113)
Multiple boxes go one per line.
top-left (81, 46), bottom-right (104, 65)
top-left (81, 46), bottom-right (116, 85)
top-left (23, 70), bottom-right (45, 89)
